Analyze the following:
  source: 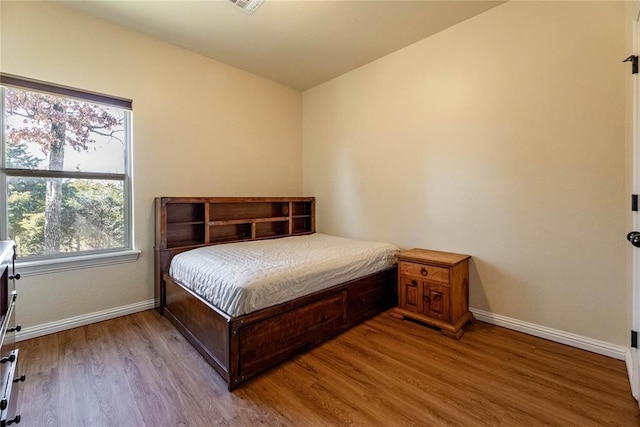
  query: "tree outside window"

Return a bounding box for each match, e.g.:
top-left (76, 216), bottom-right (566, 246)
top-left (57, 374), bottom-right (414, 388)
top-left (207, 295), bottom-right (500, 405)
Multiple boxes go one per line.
top-left (1, 75), bottom-right (132, 259)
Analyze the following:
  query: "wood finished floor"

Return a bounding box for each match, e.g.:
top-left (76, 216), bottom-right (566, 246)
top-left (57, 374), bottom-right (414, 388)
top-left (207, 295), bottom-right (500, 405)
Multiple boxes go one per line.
top-left (15, 310), bottom-right (640, 427)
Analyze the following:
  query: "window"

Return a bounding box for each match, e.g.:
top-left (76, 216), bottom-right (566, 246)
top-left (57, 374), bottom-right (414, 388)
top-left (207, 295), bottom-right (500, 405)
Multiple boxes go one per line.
top-left (0, 74), bottom-right (135, 266)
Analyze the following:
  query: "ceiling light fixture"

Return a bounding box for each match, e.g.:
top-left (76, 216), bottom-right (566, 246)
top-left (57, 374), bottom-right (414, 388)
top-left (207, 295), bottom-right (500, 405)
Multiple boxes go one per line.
top-left (229, 0), bottom-right (265, 15)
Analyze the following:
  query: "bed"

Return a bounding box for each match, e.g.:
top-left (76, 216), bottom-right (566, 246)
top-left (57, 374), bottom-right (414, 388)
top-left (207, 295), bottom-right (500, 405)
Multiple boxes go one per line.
top-left (154, 197), bottom-right (399, 390)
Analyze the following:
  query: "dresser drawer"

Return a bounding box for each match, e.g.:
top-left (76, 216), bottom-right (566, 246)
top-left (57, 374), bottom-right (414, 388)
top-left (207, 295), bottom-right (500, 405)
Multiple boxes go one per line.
top-left (0, 349), bottom-right (21, 427)
top-left (399, 261), bottom-right (449, 284)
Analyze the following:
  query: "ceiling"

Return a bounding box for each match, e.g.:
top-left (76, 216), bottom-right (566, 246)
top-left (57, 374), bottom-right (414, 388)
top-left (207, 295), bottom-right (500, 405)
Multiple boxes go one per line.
top-left (59, 0), bottom-right (504, 91)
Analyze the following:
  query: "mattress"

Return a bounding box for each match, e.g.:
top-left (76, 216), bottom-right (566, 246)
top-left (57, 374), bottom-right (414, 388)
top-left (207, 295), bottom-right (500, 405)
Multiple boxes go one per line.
top-left (169, 233), bottom-right (399, 317)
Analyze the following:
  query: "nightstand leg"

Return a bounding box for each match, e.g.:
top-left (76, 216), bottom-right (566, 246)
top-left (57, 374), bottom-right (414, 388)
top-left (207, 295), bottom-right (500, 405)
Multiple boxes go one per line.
top-left (441, 328), bottom-right (464, 339)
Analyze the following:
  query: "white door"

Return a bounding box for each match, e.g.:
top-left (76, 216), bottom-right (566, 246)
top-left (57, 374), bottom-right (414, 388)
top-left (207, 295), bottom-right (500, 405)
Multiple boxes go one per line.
top-left (629, 10), bottom-right (640, 402)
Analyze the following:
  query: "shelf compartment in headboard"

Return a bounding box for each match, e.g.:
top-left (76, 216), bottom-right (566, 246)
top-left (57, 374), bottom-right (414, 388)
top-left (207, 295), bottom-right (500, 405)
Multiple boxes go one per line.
top-left (155, 197), bottom-right (315, 250)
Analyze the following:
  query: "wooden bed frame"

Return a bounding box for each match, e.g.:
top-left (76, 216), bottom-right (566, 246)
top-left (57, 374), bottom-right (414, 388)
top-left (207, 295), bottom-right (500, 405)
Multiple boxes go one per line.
top-left (154, 197), bottom-right (397, 390)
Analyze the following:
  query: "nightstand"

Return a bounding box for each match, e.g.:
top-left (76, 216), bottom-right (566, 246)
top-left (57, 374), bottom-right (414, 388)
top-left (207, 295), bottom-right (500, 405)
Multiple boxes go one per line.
top-left (390, 248), bottom-right (474, 339)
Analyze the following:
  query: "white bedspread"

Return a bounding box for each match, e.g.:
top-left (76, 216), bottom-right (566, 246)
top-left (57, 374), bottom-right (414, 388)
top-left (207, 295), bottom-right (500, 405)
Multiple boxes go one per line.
top-left (169, 233), bottom-right (399, 317)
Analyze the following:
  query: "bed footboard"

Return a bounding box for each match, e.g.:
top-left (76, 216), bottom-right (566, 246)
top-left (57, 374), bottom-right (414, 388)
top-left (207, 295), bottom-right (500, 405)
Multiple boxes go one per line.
top-left (164, 276), bottom-right (232, 382)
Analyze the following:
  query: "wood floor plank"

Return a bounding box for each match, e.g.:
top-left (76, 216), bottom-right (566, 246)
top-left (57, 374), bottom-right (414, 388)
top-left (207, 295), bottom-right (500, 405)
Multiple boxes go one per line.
top-left (14, 310), bottom-right (640, 426)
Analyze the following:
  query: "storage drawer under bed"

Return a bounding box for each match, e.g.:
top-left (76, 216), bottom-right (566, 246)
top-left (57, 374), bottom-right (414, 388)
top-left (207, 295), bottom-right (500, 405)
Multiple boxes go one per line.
top-left (237, 293), bottom-right (345, 378)
top-left (346, 271), bottom-right (396, 325)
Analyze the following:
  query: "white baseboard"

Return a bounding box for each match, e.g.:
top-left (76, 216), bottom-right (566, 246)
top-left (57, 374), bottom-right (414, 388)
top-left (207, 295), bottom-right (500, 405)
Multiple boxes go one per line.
top-left (15, 299), bottom-right (155, 342)
top-left (12, 302), bottom-right (629, 362)
top-left (470, 307), bottom-right (627, 361)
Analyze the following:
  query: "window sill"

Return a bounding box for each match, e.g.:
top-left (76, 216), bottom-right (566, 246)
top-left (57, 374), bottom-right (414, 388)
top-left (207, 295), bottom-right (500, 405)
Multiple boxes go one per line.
top-left (16, 249), bottom-right (141, 277)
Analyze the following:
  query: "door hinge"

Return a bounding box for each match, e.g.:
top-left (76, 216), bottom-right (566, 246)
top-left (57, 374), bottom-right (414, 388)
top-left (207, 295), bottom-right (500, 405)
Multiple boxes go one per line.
top-left (632, 330), bottom-right (638, 348)
top-left (633, 194), bottom-right (638, 212)
top-left (623, 55), bottom-right (639, 74)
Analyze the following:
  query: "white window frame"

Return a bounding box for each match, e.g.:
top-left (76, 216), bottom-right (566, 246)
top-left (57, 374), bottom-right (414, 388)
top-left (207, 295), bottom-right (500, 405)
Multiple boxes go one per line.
top-left (0, 74), bottom-right (139, 276)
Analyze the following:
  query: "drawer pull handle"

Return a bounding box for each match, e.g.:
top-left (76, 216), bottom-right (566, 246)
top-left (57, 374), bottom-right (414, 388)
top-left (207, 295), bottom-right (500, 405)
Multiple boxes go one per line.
top-left (7, 325), bottom-right (21, 333)
top-left (9, 273), bottom-right (20, 281)
top-left (360, 297), bottom-right (366, 303)
top-left (322, 315), bottom-right (329, 321)
top-left (7, 414), bottom-right (20, 425)
top-left (0, 354), bottom-right (15, 364)
top-left (411, 280), bottom-right (417, 286)
top-left (420, 268), bottom-right (428, 277)
top-left (13, 375), bottom-right (25, 383)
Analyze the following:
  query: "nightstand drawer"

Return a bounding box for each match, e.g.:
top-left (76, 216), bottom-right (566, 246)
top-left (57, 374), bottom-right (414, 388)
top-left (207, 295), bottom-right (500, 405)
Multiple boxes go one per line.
top-left (399, 261), bottom-right (449, 284)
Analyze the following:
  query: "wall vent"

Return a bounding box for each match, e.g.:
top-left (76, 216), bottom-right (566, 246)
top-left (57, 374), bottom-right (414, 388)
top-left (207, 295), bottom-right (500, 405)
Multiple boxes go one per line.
top-left (229, 0), bottom-right (265, 15)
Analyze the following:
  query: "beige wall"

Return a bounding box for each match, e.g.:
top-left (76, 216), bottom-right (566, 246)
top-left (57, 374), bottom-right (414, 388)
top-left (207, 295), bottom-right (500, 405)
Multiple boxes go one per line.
top-left (0, 2), bottom-right (302, 327)
top-left (303, 1), bottom-right (628, 344)
top-left (0, 0), bottom-right (632, 348)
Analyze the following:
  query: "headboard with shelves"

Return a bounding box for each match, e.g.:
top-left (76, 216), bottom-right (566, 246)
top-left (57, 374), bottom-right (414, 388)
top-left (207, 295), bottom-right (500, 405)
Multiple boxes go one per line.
top-left (155, 197), bottom-right (315, 249)
top-left (154, 197), bottom-right (315, 309)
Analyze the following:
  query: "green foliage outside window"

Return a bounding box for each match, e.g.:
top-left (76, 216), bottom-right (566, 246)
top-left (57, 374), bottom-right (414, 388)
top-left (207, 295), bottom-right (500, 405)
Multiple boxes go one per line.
top-left (3, 85), bottom-right (130, 258)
